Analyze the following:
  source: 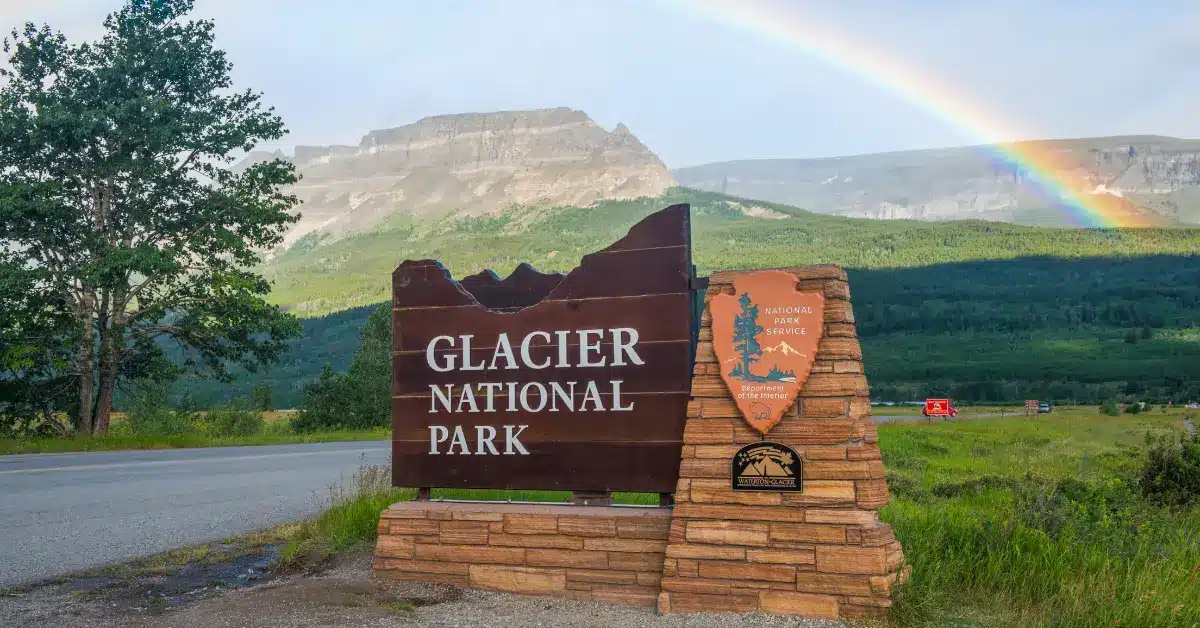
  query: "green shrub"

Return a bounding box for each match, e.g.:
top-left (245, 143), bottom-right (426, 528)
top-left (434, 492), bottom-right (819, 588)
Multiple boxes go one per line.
top-left (265, 417), bottom-right (294, 436)
top-left (252, 383), bottom-right (274, 411)
top-left (202, 399), bottom-right (265, 437)
top-left (1098, 400), bottom-right (1121, 416)
top-left (125, 381), bottom-right (195, 437)
top-left (1125, 401), bottom-right (1143, 415)
top-left (293, 304), bottom-right (391, 432)
top-left (1138, 428), bottom-right (1200, 507)
top-left (277, 459), bottom-right (409, 570)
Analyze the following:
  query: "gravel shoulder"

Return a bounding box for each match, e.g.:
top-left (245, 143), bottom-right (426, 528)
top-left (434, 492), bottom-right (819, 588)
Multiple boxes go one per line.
top-left (1, 554), bottom-right (856, 628)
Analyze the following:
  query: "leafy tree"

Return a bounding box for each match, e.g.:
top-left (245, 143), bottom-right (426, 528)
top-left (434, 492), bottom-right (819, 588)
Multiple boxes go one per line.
top-left (1139, 428), bottom-right (1200, 507)
top-left (293, 304), bottom-right (391, 431)
top-left (0, 0), bottom-right (302, 434)
top-left (731, 292), bottom-right (763, 381)
top-left (252, 383), bottom-right (273, 412)
top-left (0, 260), bottom-right (75, 436)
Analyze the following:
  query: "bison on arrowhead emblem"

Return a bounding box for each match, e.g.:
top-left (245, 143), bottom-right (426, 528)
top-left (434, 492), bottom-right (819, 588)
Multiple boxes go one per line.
top-left (710, 271), bottom-right (825, 435)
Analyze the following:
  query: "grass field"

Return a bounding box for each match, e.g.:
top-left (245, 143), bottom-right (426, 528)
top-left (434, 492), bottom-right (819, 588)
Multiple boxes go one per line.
top-left (881, 408), bottom-right (1199, 627)
top-left (0, 428), bottom-right (390, 455)
top-left (0, 410), bottom-right (389, 455)
top-left (300, 406), bottom-right (1198, 628)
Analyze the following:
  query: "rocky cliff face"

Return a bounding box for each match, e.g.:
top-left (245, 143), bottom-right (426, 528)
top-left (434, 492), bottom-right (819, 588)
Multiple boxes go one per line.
top-left (237, 108), bottom-right (675, 247)
top-left (673, 136), bottom-right (1200, 226)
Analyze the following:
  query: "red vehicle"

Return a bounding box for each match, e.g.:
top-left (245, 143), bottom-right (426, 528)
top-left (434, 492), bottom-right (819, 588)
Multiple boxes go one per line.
top-left (922, 400), bottom-right (958, 418)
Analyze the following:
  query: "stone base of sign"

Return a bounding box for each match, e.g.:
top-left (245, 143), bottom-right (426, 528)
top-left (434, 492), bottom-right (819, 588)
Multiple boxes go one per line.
top-left (373, 502), bottom-right (671, 607)
top-left (657, 265), bottom-right (908, 621)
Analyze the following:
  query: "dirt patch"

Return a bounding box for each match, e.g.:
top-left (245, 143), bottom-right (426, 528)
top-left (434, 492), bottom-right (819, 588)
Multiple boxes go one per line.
top-left (2, 553), bottom-right (851, 628)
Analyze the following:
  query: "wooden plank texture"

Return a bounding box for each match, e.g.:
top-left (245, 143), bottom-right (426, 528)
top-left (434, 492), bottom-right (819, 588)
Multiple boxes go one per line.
top-left (391, 204), bottom-right (696, 493)
top-left (392, 441), bottom-right (686, 493)
top-left (393, 341), bottom-right (692, 395)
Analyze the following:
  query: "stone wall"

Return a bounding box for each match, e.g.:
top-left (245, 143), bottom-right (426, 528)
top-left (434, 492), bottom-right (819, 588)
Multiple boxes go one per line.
top-left (657, 265), bottom-right (907, 620)
top-left (375, 502), bottom-right (671, 607)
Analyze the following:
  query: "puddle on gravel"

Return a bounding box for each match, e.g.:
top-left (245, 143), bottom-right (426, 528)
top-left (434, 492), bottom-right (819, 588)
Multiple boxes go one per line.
top-left (72, 545), bottom-right (280, 614)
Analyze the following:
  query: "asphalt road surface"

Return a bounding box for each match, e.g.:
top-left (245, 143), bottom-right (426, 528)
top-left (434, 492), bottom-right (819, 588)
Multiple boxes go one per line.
top-left (0, 441), bottom-right (391, 589)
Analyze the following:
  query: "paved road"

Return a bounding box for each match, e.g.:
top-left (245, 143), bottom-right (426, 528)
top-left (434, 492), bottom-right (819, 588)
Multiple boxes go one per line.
top-left (0, 441), bottom-right (391, 589)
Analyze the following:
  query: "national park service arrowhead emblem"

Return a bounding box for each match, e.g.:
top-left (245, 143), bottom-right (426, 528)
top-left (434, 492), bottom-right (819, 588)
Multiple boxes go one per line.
top-left (711, 271), bottom-right (824, 435)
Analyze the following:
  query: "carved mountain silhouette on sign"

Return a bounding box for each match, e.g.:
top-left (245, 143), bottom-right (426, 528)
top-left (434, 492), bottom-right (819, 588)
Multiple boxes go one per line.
top-left (763, 341), bottom-right (805, 357)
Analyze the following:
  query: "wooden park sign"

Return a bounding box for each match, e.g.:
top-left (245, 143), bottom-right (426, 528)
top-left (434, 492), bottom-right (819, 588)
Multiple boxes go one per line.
top-left (377, 204), bottom-right (907, 621)
top-left (390, 204), bottom-right (695, 495)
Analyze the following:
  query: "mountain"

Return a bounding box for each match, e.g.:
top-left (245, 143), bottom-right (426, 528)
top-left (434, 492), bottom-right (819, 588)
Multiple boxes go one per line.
top-left (763, 341), bottom-right (804, 357)
top-left (179, 189), bottom-right (1200, 408)
top-left (260, 188), bottom-right (1200, 315)
top-left (672, 136), bottom-right (1200, 227)
top-left (234, 107), bottom-right (675, 247)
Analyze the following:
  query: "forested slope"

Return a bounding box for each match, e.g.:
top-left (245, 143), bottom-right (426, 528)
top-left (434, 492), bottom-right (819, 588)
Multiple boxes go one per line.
top-left (174, 189), bottom-right (1200, 407)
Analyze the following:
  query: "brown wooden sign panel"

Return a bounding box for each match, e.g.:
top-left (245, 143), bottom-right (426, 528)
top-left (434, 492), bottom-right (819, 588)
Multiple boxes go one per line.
top-left (391, 204), bottom-right (696, 493)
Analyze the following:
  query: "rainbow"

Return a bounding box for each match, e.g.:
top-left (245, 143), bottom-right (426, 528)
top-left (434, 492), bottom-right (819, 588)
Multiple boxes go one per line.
top-left (670, 0), bottom-right (1163, 228)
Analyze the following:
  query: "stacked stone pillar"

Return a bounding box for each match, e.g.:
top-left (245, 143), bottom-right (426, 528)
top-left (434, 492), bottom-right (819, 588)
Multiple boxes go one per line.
top-left (657, 265), bottom-right (907, 620)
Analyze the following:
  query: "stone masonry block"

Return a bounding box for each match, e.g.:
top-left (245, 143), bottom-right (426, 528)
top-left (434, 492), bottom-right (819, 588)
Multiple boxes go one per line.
top-left (376, 535), bottom-right (414, 559)
top-left (439, 521), bottom-right (489, 545)
top-left (415, 544), bottom-right (525, 565)
top-left (582, 538), bottom-right (668, 553)
top-left (759, 591), bottom-right (839, 619)
top-left (673, 504), bottom-right (806, 523)
top-left (489, 534), bottom-right (583, 550)
top-left (526, 549), bottom-right (608, 570)
top-left (800, 397), bottom-right (848, 417)
top-left (685, 521), bottom-right (770, 546)
top-left (666, 545), bottom-right (747, 560)
top-left (469, 565), bottom-right (566, 595)
top-left (816, 337), bottom-right (862, 361)
top-left (558, 516), bottom-right (617, 537)
top-left (616, 518), bottom-right (671, 540)
top-left (816, 546), bottom-right (888, 575)
top-left (856, 479), bottom-right (890, 509)
top-left (699, 561), bottom-right (796, 583)
top-left (503, 514), bottom-right (559, 535)
top-left (769, 523), bottom-right (846, 544)
top-left (683, 419), bottom-right (735, 444)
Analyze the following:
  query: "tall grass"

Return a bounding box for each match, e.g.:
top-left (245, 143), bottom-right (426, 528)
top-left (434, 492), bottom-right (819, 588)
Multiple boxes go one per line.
top-left (882, 411), bottom-right (1200, 627)
top-left (278, 458), bottom-right (411, 570)
top-left (273, 459), bottom-right (662, 571)
top-left (266, 408), bottom-right (1198, 628)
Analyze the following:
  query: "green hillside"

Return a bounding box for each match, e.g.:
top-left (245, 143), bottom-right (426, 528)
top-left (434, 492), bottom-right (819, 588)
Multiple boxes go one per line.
top-left (263, 187), bottom-right (1200, 315)
top-left (175, 188), bottom-right (1200, 408)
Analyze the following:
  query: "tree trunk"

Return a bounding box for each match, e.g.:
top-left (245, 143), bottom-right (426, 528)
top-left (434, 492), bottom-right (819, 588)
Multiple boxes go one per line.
top-left (75, 289), bottom-right (95, 434)
top-left (94, 367), bottom-right (116, 436)
top-left (94, 292), bottom-right (115, 436)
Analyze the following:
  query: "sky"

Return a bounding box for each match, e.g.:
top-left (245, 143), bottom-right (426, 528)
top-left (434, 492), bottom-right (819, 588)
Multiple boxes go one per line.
top-left (2, 0), bottom-right (1197, 168)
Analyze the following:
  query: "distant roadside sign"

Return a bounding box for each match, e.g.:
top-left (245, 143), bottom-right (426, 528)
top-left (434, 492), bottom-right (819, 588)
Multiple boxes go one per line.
top-left (1025, 399), bottom-right (1038, 410)
top-left (924, 398), bottom-right (950, 416)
